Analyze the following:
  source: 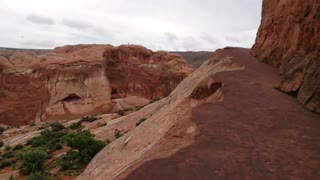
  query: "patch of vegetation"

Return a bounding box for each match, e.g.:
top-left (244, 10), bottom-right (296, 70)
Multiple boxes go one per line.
top-left (27, 130), bottom-right (66, 152)
top-left (50, 121), bottom-right (65, 132)
top-left (69, 122), bottom-right (82, 130)
top-left (135, 106), bottom-right (144, 111)
top-left (136, 118), bottom-right (147, 127)
top-left (149, 97), bottom-right (161, 104)
top-left (114, 129), bottom-right (123, 139)
top-left (63, 130), bottom-right (106, 163)
top-left (0, 141), bottom-right (3, 148)
top-left (5, 145), bottom-right (12, 151)
top-left (56, 150), bottom-right (80, 171)
top-left (19, 148), bottom-right (48, 175)
top-left (29, 122), bottom-right (36, 127)
top-left (0, 159), bottom-right (16, 169)
top-left (3, 151), bottom-right (14, 158)
top-left (12, 144), bottom-right (24, 151)
top-left (26, 172), bottom-right (46, 180)
top-left (0, 126), bottom-right (5, 135)
top-left (117, 107), bottom-right (134, 116)
top-left (80, 115), bottom-right (98, 123)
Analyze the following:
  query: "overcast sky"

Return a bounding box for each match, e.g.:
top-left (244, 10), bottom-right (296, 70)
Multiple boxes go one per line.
top-left (0, 0), bottom-right (262, 51)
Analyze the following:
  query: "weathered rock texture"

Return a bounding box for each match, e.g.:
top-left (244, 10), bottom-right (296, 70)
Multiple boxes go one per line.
top-left (104, 45), bottom-right (192, 99)
top-left (0, 44), bottom-right (191, 126)
top-left (0, 45), bottom-right (113, 126)
top-left (251, 0), bottom-right (320, 112)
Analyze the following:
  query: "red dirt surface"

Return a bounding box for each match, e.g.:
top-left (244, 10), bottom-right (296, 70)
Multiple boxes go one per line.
top-left (124, 48), bottom-right (320, 180)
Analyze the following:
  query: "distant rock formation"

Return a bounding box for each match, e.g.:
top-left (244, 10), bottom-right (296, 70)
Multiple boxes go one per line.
top-left (104, 45), bottom-right (192, 99)
top-left (172, 51), bottom-right (213, 68)
top-left (0, 44), bottom-right (191, 126)
top-left (251, 0), bottom-right (320, 113)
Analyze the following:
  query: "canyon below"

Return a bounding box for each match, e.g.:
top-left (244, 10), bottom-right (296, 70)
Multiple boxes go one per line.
top-left (0, 0), bottom-right (319, 179)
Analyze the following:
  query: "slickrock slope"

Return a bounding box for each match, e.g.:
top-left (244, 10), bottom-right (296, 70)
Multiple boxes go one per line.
top-left (0, 44), bottom-right (191, 126)
top-left (104, 45), bottom-right (192, 99)
top-left (77, 49), bottom-right (244, 180)
top-left (127, 48), bottom-right (320, 180)
top-left (251, 0), bottom-right (320, 112)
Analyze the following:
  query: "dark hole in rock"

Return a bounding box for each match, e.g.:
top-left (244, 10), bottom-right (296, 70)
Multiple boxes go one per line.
top-left (191, 82), bottom-right (222, 100)
top-left (63, 93), bottom-right (81, 102)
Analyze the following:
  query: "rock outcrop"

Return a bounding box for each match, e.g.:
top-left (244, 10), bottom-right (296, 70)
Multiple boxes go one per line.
top-left (251, 0), bottom-right (320, 112)
top-left (104, 45), bottom-right (192, 99)
top-left (0, 45), bottom-right (113, 126)
top-left (0, 44), bottom-right (191, 126)
top-left (77, 50), bottom-right (243, 180)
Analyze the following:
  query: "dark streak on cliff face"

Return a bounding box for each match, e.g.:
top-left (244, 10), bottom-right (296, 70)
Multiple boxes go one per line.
top-left (251, 0), bottom-right (320, 113)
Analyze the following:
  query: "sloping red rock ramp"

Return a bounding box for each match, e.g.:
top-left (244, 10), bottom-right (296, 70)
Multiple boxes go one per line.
top-left (124, 48), bottom-right (320, 180)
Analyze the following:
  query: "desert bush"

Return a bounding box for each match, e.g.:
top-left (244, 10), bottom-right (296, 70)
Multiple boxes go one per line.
top-left (27, 130), bottom-right (65, 152)
top-left (114, 129), bottom-right (122, 139)
top-left (135, 106), bottom-right (144, 111)
top-left (69, 122), bottom-right (82, 130)
top-left (136, 118), bottom-right (146, 127)
top-left (0, 141), bottom-right (3, 147)
top-left (0, 159), bottom-right (16, 169)
top-left (29, 122), bottom-right (36, 127)
top-left (0, 126), bottom-right (5, 134)
top-left (56, 150), bottom-right (80, 171)
top-left (3, 151), bottom-right (15, 158)
top-left (80, 116), bottom-right (98, 123)
top-left (117, 107), bottom-right (134, 116)
top-left (19, 148), bottom-right (48, 175)
top-left (50, 121), bottom-right (65, 132)
top-left (149, 97), bottom-right (160, 104)
top-left (5, 146), bottom-right (12, 151)
top-left (26, 172), bottom-right (45, 180)
top-left (64, 130), bottom-right (106, 163)
top-left (12, 144), bottom-right (24, 151)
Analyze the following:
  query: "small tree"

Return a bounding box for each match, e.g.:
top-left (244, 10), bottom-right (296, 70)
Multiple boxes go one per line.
top-left (64, 130), bottom-right (106, 163)
top-left (19, 148), bottom-right (48, 175)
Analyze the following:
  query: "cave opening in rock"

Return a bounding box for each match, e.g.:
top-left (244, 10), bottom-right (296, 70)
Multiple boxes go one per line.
top-left (62, 93), bottom-right (81, 102)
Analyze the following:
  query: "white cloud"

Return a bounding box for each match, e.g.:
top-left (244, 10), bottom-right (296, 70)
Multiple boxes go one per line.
top-left (0, 0), bottom-right (262, 51)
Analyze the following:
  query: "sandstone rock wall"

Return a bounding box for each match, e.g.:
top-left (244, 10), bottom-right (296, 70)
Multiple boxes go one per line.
top-left (103, 45), bottom-right (192, 99)
top-left (251, 0), bottom-right (320, 112)
top-left (0, 45), bottom-right (112, 126)
top-left (0, 44), bottom-right (191, 126)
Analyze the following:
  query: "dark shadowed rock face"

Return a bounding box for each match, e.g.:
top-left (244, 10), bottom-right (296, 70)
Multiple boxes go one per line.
top-left (251, 0), bottom-right (320, 113)
top-left (103, 45), bottom-right (193, 99)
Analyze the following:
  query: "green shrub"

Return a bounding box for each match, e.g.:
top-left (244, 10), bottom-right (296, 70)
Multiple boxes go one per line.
top-left (56, 150), bottom-right (80, 171)
top-left (12, 144), bottom-right (24, 151)
top-left (27, 130), bottom-right (65, 151)
top-left (0, 159), bottom-right (16, 169)
top-left (69, 122), bottom-right (82, 130)
top-left (19, 148), bottom-right (48, 175)
top-left (29, 122), bottom-right (36, 127)
top-left (64, 130), bottom-right (106, 163)
top-left (149, 97), bottom-right (160, 104)
top-left (114, 129), bottom-right (122, 139)
top-left (80, 116), bottom-right (98, 123)
top-left (117, 110), bottom-right (125, 116)
top-left (27, 172), bottom-right (45, 180)
top-left (136, 118), bottom-right (146, 127)
top-left (0, 126), bottom-right (5, 134)
top-left (0, 141), bottom-right (3, 147)
top-left (54, 143), bottom-right (63, 150)
top-left (135, 106), bottom-right (144, 111)
top-left (3, 151), bottom-right (14, 158)
top-left (5, 145), bottom-right (12, 151)
top-left (50, 121), bottom-right (65, 132)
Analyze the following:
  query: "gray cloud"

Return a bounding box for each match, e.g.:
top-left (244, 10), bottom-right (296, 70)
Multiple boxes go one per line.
top-left (62, 19), bottom-right (93, 30)
top-left (0, 0), bottom-right (262, 51)
top-left (26, 13), bottom-right (55, 25)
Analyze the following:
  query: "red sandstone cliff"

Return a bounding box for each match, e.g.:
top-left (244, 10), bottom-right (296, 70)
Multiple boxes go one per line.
top-left (0, 44), bottom-right (191, 126)
top-left (251, 0), bottom-right (320, 113)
